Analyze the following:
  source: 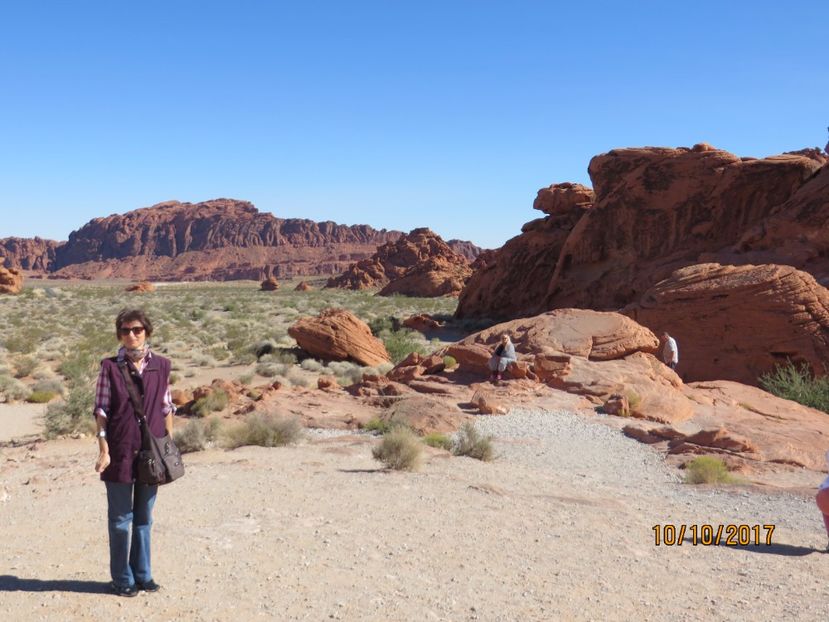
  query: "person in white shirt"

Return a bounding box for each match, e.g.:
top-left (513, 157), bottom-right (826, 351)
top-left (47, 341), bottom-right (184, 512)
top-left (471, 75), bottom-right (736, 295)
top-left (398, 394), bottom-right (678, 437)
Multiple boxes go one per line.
top-left (661, 332), bottom-right (679, 370)
top-left (817, 450), bottom-right (829, 551)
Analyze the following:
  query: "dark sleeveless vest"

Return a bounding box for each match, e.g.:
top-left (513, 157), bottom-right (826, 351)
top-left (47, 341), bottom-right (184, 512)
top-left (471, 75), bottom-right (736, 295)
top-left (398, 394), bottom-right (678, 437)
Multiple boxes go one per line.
top-left (99, 353), bottom-right (171, 483)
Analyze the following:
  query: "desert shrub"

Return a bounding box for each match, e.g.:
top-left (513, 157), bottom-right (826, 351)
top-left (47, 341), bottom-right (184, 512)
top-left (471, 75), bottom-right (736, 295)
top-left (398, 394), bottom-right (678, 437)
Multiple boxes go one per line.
top-left (372, 427), bottom-right (422, 471)
top-left (223, 412), bottom-right (303, 449)
top-left (376, 362), bottom-right (394, 375)
top-left (759, 362), bottom-right (829, 413)
top-left (255, 361), bottom-right (287, 378)
top-left (684, 456), bottom-right (735, 484)
top-left (0, 374), bottom-right (31, 402)
top-left (284, 367), bottom-right (311, 388)
top-left (625, 390), bottom-right (642, 410)
top-left (383, 329), bottom-right (427, 364)
top-left (58, 351), bottom-right (97, 385)
top-left (174, 417), bottom-right (222, 453)
top-left (26, 390), bottom-right (58, 403)
top-left (208, 345), bottom-right (230, 361)
top-left (13, 355), bottom-right (38, 378)
top-left (192, 388), bottom-right (229, 417)
top-left (423, 432), bottom-right (452, 450)
top-left (238, 372), bottom-right (254, 385)
top-left (300, 358), bottom-right (324, 372)
top-left (43, 383), bottom-right (96, 438)
top-left (32, 377), bottom-right (64, 395)
top-left (443, 355), bottom-right (458, 370)
top-left (325, 360), bottom-right (364, 386)
top-left (452, 423), bottom-right (495, 461)
top-left (368, 316), bottom-right (399, 336)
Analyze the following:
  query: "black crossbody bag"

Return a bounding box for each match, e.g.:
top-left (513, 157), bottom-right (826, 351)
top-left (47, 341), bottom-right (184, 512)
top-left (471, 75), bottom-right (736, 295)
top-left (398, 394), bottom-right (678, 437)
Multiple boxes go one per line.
top-left (117, 360), bottom-right (185, 486)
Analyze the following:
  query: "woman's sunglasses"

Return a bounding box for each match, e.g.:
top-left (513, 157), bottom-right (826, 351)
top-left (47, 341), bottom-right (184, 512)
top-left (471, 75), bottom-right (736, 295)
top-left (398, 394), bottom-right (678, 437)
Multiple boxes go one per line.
top-left (118, 326), bottom-right (146, 336)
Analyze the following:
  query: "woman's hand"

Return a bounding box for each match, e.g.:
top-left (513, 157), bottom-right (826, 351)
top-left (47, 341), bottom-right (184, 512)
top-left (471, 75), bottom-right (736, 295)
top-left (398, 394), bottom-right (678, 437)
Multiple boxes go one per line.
top-left (95, 450), bottom-right (110, 473)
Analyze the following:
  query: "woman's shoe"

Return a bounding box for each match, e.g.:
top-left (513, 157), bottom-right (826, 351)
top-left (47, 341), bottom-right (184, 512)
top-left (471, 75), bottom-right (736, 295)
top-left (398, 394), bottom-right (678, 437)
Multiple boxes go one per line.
top-left (111, 582), bottom-right (139, 597)
top-left (137, 579), bottom-right (161, 592)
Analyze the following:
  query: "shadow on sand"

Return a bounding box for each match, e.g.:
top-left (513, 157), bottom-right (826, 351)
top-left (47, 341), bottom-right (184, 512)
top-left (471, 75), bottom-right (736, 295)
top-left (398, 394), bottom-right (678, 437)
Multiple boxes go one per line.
top-left (681, 540), bottom-right (823, 557)
top-left (0, 575), bottom-right (110, 594)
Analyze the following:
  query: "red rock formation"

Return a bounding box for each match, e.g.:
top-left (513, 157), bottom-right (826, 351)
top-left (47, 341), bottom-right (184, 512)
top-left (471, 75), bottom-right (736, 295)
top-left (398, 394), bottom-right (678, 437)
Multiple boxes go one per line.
top-left (402, 314), bottom-right (444, 332)
top-left (446, 239), bottom-right (483, 262)
top-left (623, 263), bottom-right (829, 385)
top-left (457, 147), bottom-right (822, 319)
top-left (288, 308), bottom-right (391, 367)
top-left (260, 277), bottom-right (279, 291)
top-left (36, 199), bottom-right (400, 281)
top-left (294, 281), bottom-right (313, 291)
top-left (328, 228), bottom-right (474, 297)
top-left (725, 161), bottom-right (829, 287)
top-left (457, 183), bottom-right (593, 319)
top-left (0, 237), bottom-right (59, 271)
top-left (0, 267), bottom-right (23, 294)
top-left (125, 281), bottom-right (155, 293)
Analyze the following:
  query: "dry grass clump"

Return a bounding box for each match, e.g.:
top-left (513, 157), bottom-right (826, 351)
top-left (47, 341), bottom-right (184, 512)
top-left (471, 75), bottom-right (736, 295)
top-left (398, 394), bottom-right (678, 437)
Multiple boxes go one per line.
top-left (684, 456), bottom-right (736, 484)
top-left (325, 360), bottom-right (364, 386)
top-left (452, 422), bottom-right (495, 461)
top-left (174, 417), bottom-right (222, 453)
top-left (372, 427), bottom-right (422, 471)
top-left (26, 390), bottom-right (59, 403)
top-left (192, 388), bottom-right (229, 417)
top-left (300, 358), bottom-right (324, 372)
top-left (223, 412), bottom-right (303, 449)
top-left (13, 355), bottom-right (38, 379)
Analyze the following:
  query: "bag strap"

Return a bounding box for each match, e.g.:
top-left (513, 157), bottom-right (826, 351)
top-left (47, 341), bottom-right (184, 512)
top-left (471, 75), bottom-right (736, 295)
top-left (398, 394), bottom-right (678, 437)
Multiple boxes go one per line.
top-left (117, 359), bottom-right (147, 426)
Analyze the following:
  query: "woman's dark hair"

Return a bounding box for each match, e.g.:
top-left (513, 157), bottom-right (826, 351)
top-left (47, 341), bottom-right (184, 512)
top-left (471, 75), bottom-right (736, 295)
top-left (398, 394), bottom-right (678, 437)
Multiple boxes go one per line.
top-left (115, 308), bottom-right (153, 339)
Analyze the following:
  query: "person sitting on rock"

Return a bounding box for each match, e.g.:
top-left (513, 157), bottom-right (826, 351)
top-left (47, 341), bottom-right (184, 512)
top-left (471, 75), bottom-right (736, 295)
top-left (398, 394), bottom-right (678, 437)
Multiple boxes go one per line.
top-left (816, 450), bottom-right (829, 551)
top-left (661, 331), bottom-right (679, 370)
top-left (488, 334), bottom-right (516, 382)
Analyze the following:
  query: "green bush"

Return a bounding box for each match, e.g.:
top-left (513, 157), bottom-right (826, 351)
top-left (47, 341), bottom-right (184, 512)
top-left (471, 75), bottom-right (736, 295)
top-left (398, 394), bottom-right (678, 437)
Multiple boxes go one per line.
top-left (27, 390), bottom-right (58, 404)
top-left (759, 362), bottom-right (829, 413)
top-left (372, 427), bottom-right (422, 471)
top-left (423, 432), bottom-right (452, 450)
top-left (192, 388), bottom-right (229, 417)
top-left (452, 423), bottom-right (495, 461)
top-left (362, 418), bottom-right (391, 434)
top-left (684, 456), bottom-right (735, 484)
top-left (223, 412), bottom-right (303, 449)
top-left (43, 383), bottom-right (96, 439)
top-left (443, 355), bottom-right (458, 370)
top-left (174, 417), bottom-right (222, 453)
top-left (383, 329), bottom-right (427, 364)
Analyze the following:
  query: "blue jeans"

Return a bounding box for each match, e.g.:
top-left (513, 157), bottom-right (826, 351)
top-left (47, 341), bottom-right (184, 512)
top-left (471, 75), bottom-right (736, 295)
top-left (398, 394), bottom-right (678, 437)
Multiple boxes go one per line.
top-left (105, 481), bottom-right (158, 588)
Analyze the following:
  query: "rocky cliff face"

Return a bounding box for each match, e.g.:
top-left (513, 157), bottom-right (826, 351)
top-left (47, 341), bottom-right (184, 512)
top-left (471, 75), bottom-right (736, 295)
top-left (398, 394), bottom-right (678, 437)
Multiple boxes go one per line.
top-left (0, 237), bottom-right (59, 271)
top-left (3, 199), bottom-right (404, 281)
top-left (327, 228), bottom-right (474, 296)
top-left (457, 145), bottom-right (825, 319)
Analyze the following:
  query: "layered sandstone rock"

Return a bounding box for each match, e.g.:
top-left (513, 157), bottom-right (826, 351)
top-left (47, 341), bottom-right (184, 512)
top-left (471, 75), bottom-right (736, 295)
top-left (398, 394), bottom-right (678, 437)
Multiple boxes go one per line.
top-left (29, 199), bottom-right (401, 281)
top-left (327, 228), bottom-right (475, 296)
top-left (457, 147), bottom-right (823, 319)
top-left (457, 183), bottom-right (593, 319)
top-left (0, 237), bottom-right (59, 271)
top-left (288, 309), bottom-right (391, 367)
top-left (623, 263), bottom-right (829, 384)
top-left (0, 267), bottom-right (23, 294)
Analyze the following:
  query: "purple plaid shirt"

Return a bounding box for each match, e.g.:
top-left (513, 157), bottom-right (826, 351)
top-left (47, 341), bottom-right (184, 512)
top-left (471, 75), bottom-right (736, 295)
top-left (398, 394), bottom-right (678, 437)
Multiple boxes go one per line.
top-left (93, 347), bottom-right (175, 419)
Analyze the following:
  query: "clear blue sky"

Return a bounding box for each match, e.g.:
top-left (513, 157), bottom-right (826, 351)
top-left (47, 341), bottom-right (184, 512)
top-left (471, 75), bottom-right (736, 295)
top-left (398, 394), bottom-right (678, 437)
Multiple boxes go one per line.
top-left (1, 1), bottom-right (826, 249)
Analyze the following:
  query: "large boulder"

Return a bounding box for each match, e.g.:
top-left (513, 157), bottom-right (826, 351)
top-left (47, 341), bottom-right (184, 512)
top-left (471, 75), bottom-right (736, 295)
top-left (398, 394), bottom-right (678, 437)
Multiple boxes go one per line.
top-left (288, 308), bottom-right (391, 367)
top-left (457, 146), bottom-right (823, 319)
top-left (125, 281), bottom-right (155, 293)
top-left (260, 277), bottom-right (279, 291)
top-left (0, 267), bottom-right (23, 294)
top-left (624, 263), bottom-right (829, 384)
top-left (328, 228), bottom-right (475, 296)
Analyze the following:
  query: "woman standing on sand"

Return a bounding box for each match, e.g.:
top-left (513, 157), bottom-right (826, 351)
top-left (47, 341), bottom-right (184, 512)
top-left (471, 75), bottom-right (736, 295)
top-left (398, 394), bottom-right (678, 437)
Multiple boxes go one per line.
top-left (93, 309), bottom-right (175, 597)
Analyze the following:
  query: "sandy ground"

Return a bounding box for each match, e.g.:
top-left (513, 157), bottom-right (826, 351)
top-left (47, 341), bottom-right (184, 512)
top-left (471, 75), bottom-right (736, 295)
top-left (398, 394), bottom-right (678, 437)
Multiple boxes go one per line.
top-left (1, 408), bottom-right (828, 621)
top-left (0, 403), bottom-right (45, 442)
